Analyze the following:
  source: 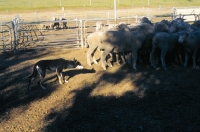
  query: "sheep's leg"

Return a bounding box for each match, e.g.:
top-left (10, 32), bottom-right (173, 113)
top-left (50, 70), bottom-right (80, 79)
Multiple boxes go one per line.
top-left (114, 52), bottom-right (125, 65)
top-left (173, 47), bottom-right (183, 65)
top-left (178, 51), bottom-right (183, 65)
top-left (107, 53), bottom-right (113, 67)
top-left (109, 52), bottom-right (123, 66)
top-left (132, 48), bottom-right (138, 70)
top-left (183, 52), bottom-right (189, 67)
top-left (87, 47), bottom-right (97, 66)
top-left (155, 51), bottom-right (160, 65)
top-left (192, 49), bottom-right (198, 68)
top-left (160, 49), bottom-right (167, 70)
top-left (174, 53), bottom-right (179, 64)
top-left (119, 52), bottom-right (126, 64)
top-left (150, 47), bottom-right (156, 68)
top-left (126, 52), bottom-right (132, 65)
top-left (86, 50), bottom-right (92, 66)
top-left (101, 50), bottom-right (110, 70)
top-left (92, 49), bottom-right (98, 65)
top-left (197, 52), bottom-right (200, 63)
top-left (115, 53), bottom-right (121, 65)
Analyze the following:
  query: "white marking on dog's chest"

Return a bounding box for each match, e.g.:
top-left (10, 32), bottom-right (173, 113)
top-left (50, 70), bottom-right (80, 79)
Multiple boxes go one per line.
top-left (36, 65), bottom-right (39, 69)
top-left (36, 65), bottom-right (43, 74)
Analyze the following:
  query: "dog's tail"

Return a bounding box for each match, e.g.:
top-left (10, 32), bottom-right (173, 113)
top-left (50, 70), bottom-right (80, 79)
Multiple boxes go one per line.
top-left (28, 65), bottom-right (38, 78)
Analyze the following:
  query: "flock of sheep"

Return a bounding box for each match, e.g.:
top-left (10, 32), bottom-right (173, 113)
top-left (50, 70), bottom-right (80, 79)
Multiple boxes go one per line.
top-left (86, 17), bottom-right (200, 70)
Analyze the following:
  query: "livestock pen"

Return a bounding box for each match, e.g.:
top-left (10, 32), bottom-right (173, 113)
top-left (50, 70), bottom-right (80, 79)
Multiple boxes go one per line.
top-left (1, 7), bottom-right (200, 53)
top-left (0, 8), bottom-right (174, 53)
top-left (1, 7), bottom-right (200, 132)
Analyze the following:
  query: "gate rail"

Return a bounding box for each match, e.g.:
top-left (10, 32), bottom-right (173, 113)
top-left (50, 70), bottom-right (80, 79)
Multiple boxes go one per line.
top-left (0, 15), bottom-right (84, 53)
top-left (0, 23), bottom-right (13, 52)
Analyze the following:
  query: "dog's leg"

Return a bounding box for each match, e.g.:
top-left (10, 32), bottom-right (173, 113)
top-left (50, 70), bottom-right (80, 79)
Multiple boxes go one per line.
top-left (61, 72), bottom-right (68, 83)
top-left (28, 78), bottom-right (35, 90)
top-left (37, 65), bottom-right (46, 89)
top-left (39, 80), bottom-right (46, 89)
top-left (56, 69), bottom-right (64, 84)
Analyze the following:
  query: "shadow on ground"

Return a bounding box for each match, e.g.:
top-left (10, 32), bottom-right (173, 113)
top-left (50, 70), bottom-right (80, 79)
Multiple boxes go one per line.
top-left (1, 48), bottom-right (200, 131)
top-left (43, 64), bottom-right (200, 131)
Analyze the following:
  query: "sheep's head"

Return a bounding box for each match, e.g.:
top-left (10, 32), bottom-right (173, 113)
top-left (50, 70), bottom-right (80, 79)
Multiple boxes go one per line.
top-left (96, 21), bottom-right (105, 32)
top-left (154, 21), bottom-right (169, 32)
top-left (116, 23), bottom-right (130, 31)
top-left (168, 21), bottom-right (181, 33)
top-left (178, 31), bottom-right (189, 43)
top-left (140, 23), bottom-right (154, 34)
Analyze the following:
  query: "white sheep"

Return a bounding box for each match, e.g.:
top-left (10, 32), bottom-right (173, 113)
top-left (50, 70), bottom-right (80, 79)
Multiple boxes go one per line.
top-left (178, 31), bottom-right (200, 68)
top-left (100, 23), bottom-right (153, 70)
top-left (95, 21), bottom-right (105, 32)
top-left (86, 23), bottom-right (131, 67)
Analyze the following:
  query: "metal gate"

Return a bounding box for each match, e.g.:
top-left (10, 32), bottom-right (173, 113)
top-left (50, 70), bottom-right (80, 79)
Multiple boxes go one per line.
top-left (17, 19), bottom-right (83, 50)
top-left (0, 23), bottom-right (13, 52)
top-left (1, 15), bottom-right (84, 53)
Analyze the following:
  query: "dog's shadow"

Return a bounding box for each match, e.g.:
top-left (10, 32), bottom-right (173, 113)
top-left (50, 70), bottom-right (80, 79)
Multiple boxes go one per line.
top-left (47, 68), bottom-right (96, 83)
top-left (63, 68), bottom-right (96, 81)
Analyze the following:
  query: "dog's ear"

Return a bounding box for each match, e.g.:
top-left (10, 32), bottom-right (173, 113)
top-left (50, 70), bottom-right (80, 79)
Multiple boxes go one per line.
top-left (73, 58), bottom-right (76, 62)
top-left (73, 58), bottom-right (77, 64)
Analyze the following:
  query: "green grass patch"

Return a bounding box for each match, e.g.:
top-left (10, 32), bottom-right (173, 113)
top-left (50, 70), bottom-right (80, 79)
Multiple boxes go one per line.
top-left (0, 0), bottom-right (200, 13)
top-left (155, 13), bottom-right (172, 17)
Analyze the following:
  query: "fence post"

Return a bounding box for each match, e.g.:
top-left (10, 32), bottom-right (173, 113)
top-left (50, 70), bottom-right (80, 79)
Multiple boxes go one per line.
top-left (79, 19), bottom-right (84, 48)
top-left (107, 12), bottom-right (110, 25)
top-left (11, 20), bottom-right (17, 53)
top-left (75, 18), bottom-right (81, 47)
top-left (135, 15), bottom-right (138, 23)
top-left (11, 15), bottom-right (21, 53)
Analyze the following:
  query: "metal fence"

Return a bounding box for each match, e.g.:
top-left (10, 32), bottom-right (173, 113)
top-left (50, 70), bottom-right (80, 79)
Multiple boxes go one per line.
top-left (0, 12), bottom-right (144, 53)
top-left (18, 19), bottom-right (84, 49)
top-left (0, 15), bottom-right (84, 53)
top-left (172, 7), bottom-right (200, 22)
top-left (0, 23), bottom-right (13, 52)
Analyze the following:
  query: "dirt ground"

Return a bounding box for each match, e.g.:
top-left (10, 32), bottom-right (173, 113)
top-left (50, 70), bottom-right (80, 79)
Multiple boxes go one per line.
top-left (1, 9), bottom-right (200, 132)
top-left (1, 45), bottom-right (200, 132)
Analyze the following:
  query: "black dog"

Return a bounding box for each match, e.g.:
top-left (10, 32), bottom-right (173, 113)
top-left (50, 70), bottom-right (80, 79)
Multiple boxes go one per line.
top-left (28, 58), bottom-right (84, 90)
